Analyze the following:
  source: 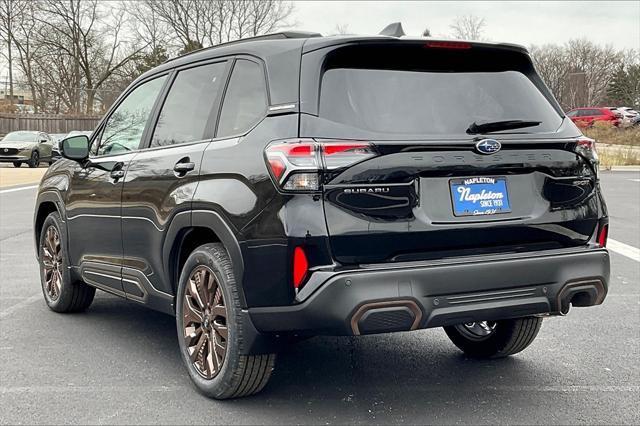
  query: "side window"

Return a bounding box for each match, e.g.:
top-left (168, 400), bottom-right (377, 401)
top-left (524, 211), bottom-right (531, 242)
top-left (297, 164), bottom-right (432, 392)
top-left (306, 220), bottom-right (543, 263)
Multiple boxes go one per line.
top-left (151, 62), bottom-right (227, 148)
top-left (576, 110), bottom-right (589, 117)
top-left (217, 59), bottom-right (268, 138)
top-left (591, 109), bottom-right (604, 116)
top-left (94, 76), bottom-right (166, 156)
top-left (566, 110), bottom-right (578, 117)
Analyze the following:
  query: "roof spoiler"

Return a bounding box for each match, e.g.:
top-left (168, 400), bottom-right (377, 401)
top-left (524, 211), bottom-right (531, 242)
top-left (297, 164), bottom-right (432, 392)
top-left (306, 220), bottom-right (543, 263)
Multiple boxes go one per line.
top-left (378, 22), bottom-right (406, 37)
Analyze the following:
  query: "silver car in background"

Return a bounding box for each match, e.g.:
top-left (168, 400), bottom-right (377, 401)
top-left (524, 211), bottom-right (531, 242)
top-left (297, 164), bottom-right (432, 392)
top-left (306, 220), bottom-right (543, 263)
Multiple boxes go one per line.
top-left (0, 131), bottom-right (55, 168)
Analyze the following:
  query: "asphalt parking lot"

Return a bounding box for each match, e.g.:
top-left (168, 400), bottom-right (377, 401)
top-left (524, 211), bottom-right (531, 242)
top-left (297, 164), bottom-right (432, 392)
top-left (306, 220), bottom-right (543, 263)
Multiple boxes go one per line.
top-left (0, 170), bottom-right (638, 425)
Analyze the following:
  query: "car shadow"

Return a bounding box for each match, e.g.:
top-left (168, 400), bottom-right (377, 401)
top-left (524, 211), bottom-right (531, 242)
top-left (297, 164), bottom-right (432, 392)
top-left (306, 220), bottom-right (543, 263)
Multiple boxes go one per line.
top-left (80, 295), bottom-right (557, 422)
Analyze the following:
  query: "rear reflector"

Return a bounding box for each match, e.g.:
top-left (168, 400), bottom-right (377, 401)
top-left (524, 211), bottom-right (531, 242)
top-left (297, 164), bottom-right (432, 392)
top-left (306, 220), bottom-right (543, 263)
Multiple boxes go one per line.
top-left (597, 224), bottom-right (608, 248)
top-left (425, 41), bottom-right (472, 49)
top-left (292, 246), bottom-right (309, 289)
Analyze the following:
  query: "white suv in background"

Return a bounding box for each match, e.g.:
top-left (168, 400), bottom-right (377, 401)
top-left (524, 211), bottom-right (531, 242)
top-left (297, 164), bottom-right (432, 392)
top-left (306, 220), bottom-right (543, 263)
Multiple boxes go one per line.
top-left (609, 107), bottom-right (639, 126)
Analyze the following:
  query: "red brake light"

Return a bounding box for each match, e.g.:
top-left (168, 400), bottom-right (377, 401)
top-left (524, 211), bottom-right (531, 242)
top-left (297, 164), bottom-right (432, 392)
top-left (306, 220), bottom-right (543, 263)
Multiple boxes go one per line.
top-left (322, 143), bottom-right (371, 155)
top-left (292, 246), bottom-right (308, 289)
top-left (321, 141), bottom-right (376, 170)
top-left (597, 224), bottom-right (608, 248)
top-left (425, 41), bottom-right (472, 49)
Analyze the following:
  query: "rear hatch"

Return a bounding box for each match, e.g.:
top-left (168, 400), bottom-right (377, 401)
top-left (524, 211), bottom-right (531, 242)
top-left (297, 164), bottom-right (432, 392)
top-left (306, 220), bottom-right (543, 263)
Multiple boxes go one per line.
top-left (299, 40), bottom-right (601, 264)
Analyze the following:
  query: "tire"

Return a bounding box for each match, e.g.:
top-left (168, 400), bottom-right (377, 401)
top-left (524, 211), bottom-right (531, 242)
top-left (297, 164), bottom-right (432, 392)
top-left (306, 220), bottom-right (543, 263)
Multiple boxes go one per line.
top-left (12, 161), bottom-right (21, 168)
top-left (176, 243), bottom-right (276, 399)
top-left (444, 317), bottom-right (543, 358)
top-left (28, 151), bottom-right (39, 168)
top-left (38, 212), bottom-right (95, 313)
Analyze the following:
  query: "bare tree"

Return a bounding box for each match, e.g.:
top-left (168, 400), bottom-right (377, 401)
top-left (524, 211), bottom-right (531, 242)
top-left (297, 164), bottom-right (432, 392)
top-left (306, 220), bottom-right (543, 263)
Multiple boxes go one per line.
top-left (131, 0), bottom-right (294, 54)
top-left (531, 39), bottom-right (628, 109)
top-left (331, 24), bottom-right (350, 36)
top-left (10, 1), bottom-right (42, 111)
top-left (450, 15), bottom-right (486, 40)
top-left (0, 0), bottom-right (28, 105)
top-left (35, 0), bottom-right (145, 113)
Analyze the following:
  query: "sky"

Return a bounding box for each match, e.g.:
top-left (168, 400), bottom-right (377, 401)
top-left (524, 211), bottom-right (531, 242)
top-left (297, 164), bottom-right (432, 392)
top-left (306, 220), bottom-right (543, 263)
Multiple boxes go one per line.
top-left (1, 0), bottom-right (638, 79)
top-left (284, 1), bottom-right (640, 50)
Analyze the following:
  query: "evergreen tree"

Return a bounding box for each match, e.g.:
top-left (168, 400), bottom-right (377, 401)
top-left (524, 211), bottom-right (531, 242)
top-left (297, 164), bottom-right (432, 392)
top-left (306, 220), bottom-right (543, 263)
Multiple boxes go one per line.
top-left (607, 65), bottom-right (640, 108)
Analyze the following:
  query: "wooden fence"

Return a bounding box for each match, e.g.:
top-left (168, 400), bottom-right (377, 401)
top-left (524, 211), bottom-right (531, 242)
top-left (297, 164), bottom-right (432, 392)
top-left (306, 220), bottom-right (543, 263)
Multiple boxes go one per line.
top-left (0, 113), bottom-right (102, 136)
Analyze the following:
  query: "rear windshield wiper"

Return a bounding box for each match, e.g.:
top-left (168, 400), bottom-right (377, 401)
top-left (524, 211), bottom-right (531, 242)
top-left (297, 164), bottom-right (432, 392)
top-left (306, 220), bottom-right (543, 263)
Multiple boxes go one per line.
top-left (467, 120), bottom-right (542, 134)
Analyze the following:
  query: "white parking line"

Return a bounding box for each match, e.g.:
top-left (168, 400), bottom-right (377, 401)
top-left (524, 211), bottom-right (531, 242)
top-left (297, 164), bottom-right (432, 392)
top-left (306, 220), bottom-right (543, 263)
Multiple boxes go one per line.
top-left (608, 239), bottom-right (640, 262)
top-left (0, 185), bottom-right (38, 194)
top-left (629, 179), bottom-right (640, 182)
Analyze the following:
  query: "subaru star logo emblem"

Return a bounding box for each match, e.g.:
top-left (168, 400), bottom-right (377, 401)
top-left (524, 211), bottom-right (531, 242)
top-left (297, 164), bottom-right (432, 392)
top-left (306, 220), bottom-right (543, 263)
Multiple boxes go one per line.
top-left (3, 148), bottom-right (7, 153)
top-left (475, 139), bottom-right (501, 155)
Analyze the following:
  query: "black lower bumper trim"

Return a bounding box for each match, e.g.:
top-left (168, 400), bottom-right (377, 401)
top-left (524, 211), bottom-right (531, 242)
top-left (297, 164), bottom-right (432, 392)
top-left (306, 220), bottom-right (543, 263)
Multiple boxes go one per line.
top-left (248, 248), bottom-right (610, 336)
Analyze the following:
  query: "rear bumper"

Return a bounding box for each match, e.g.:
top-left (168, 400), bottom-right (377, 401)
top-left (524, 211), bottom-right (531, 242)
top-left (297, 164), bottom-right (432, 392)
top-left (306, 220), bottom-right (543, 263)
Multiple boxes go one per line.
top-left (249, 247), bottom-right (609, 336)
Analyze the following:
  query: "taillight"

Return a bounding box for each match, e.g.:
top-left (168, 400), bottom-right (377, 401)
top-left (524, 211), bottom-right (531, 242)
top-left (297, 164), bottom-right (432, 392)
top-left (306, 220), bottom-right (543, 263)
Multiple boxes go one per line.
top-left (575, 137), bottom-right (598, 174)
top-left (597, 223), bottom-right (608, 247)
top-left (292, 246), bottom-right (308, 289)
top-left (265, 139), bottom-right (377, 191)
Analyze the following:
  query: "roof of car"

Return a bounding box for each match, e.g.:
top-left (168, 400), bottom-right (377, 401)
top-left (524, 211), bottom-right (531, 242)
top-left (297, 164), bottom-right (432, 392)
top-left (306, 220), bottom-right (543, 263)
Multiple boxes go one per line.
top-left (146, 32), bottom-right (529, 77)
top-left (133, 32), bottom-right (531, 108)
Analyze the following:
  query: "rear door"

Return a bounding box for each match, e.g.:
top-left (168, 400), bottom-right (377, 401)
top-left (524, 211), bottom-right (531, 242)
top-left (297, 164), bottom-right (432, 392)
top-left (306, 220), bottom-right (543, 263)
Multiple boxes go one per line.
top-left (121, 59), bottom-right (230, 305)
top-left (300, 41), bottom-right (600, 264)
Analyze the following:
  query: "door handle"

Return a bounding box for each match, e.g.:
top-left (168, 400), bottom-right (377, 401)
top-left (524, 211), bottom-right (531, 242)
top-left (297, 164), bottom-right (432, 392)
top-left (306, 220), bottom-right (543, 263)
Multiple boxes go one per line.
top-left (174, 161), bottom-right (195, 174)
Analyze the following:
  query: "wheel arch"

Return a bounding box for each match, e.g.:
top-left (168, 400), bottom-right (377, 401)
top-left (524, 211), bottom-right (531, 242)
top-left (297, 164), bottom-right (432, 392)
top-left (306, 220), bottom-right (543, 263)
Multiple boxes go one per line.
top-left (164, 210), bottom-right (247, 307)
top-left (34, 192), bottom-right (66, 258)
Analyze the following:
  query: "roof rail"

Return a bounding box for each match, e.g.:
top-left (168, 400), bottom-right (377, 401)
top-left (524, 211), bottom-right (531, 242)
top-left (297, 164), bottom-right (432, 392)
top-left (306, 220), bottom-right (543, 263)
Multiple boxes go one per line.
top-left (164, 31), bottom-right (323, 64)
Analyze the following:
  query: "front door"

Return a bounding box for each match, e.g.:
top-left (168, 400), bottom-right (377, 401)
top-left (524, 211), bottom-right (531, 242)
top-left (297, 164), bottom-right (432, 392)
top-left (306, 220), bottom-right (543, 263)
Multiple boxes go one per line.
top-left (65, 74), bottom-right (168, 296)
top-left (120, 60), bottom-right (229, 310)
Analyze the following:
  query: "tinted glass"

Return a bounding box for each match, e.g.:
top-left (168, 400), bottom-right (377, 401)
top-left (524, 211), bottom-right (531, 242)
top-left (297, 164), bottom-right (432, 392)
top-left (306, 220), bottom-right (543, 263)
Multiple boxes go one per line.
top-left (320, 69), bottom-right (562, 135)
top-left (566, 110), bottom-right (578, 117)
top-left (96, 76), bottom-right (166, 156)
top-left (217, 60), bottom-right (267, 138)
top-left (151, 62), bottom-right (226, 147)
top-left (590, 109), bottom-right (604, 116)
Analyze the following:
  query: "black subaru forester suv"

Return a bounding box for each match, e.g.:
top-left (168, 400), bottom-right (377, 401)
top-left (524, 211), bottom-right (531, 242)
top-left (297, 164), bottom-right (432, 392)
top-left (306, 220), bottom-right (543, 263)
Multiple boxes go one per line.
top-left (34, 32), bottom-right (610, 399)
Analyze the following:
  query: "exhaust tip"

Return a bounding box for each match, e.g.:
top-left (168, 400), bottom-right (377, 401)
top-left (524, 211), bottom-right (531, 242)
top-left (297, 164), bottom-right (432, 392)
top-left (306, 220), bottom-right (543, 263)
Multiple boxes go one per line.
top-left (350, 300), bottom-right (422, 335)
top-left (557, 279), bottom-right (606, 315)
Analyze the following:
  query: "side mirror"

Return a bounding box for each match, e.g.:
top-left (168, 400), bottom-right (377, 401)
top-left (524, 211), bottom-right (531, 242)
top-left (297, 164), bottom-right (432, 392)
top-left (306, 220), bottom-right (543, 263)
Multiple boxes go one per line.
top-left (40, 139), bottom-right (48, 144)
top-left (61, 135), bottom-right (90, 161)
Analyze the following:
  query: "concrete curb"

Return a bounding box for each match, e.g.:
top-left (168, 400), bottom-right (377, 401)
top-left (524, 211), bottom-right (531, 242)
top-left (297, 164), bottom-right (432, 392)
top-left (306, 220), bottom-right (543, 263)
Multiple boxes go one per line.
top-left (607, 166), bottom-right (640, 172)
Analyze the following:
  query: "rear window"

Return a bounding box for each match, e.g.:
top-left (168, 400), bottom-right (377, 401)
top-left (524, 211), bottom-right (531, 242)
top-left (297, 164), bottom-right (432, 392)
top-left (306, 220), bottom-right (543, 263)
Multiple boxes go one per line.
top-left (320, 68), bottom-right (562, 135)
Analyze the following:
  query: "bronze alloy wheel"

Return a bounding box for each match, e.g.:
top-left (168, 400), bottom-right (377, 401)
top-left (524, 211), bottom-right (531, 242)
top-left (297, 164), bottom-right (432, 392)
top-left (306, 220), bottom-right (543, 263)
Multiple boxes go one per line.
top-left (182, 265), bottom-right (229, 379)
top-left (41, 225), bottom-right (63, 301)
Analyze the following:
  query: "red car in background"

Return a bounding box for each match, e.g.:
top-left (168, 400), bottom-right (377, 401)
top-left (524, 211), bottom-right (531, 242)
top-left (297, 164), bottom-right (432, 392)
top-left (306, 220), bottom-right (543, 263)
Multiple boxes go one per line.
top-left (566, 107), bottom-right (622, 127)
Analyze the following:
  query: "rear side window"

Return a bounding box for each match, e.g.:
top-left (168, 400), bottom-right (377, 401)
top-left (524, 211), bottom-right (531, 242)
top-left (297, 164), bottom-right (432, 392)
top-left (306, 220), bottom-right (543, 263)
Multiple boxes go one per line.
top-left (217, 59), bottom-right (268, 138)
top-left (151, 61), bottom-right (227, 147)
top-left (566, 110), bottom-right (578, 117)
top-left (320, 68), bottom-right (562, 135)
